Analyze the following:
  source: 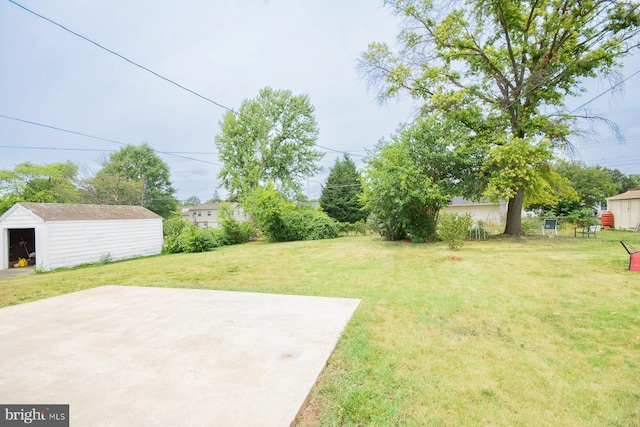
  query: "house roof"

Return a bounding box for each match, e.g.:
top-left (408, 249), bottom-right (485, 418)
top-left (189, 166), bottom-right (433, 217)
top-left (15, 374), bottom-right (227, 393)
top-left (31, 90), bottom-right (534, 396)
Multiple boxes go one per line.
top-left (189, 203), bottom-right (221, 211)
top-left (14, 203), bottom-right (161, 221)
top-left (607, 190), bottom-right (640, 201)
top-left (449, 196), bottom-right (503, 206)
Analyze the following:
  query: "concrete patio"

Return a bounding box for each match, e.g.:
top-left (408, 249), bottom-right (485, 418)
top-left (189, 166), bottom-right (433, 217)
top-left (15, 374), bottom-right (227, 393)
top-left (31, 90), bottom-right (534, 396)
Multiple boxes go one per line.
top-left (0, 286), bottom-right (360, 426)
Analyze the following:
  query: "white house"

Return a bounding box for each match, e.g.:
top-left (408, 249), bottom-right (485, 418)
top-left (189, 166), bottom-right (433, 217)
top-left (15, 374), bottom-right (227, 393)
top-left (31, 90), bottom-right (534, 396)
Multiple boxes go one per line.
top-left (0, 203), bottom-right (163, 271)
top-left (606, 190), bottom-right (640, 230)
top-left (182, 203), bottom-right (250, 229)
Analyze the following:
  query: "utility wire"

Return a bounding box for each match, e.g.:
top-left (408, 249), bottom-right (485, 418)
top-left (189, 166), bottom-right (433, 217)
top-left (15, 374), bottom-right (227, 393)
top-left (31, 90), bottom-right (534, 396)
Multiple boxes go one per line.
top-left (6, 0), bottom-right (235, 114)
top-left (0, 114), bottom-right (221, 166)
top-left (0, 113), bottom-right (127, 146)
top-left (6, 1), bottom-right (357, 159)
top-left (570, 70), bottom-right (640, 113)
top-left (0, 145), bottom-right (112, 152)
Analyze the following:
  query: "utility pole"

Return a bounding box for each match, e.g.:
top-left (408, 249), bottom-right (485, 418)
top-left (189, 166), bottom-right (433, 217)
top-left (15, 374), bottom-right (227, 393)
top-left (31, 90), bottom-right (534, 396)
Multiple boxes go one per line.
top-left (140, 174), bottom-right (145, 207)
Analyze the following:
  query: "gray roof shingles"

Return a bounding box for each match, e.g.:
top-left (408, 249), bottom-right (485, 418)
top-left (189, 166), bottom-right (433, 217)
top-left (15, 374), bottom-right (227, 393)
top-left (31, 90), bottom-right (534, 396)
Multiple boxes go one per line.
top-left (17, 203), bottom-right (161, 221)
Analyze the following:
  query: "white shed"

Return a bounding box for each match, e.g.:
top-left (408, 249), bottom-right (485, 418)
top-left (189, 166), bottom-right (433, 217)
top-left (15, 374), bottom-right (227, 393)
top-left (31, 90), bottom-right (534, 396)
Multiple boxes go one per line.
top-left (606, 190), bottom-right (640, 230)
top-left (0, 203), bottom-right (163, 271)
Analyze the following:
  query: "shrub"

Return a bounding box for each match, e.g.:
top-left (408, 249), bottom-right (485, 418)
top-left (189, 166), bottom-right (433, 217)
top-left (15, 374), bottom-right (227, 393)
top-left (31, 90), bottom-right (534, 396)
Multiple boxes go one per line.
top-left (282, 208), bottom-right (340, 241)
top-left (164, 223), bottom-right (222, 253)
top-left (221, 218), bottom-right (256, 244)
top-left (163, 217), bottom-right (190, 238)
top-left (244, 184), bottom-right (339, 242)
top-left (569, 207), bottom-right (598, 228)
top-left (437, 213), bottom-right (473, 250)
top-left (218, 202), bottom-right (256, 244)
top-left (339, 221), bottom-right (366, 236)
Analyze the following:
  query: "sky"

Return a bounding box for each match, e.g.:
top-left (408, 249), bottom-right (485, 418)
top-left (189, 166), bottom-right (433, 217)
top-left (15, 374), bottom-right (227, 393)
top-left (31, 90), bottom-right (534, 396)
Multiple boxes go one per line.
top-left (1, 0), bottom-right (639, 203)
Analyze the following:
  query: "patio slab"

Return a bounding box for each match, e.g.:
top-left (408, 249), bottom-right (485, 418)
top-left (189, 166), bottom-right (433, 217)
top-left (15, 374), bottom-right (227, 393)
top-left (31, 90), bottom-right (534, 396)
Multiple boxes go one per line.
top-left (0, 286), bottom-right (360, 426)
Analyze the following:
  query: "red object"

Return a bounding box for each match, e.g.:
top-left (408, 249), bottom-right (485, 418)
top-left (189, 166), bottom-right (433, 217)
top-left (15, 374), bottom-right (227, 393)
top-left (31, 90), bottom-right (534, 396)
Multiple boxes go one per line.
top-left (631, 252), bottom-right (640, 272)
top-left (601, 211), bottom-right (614, 228)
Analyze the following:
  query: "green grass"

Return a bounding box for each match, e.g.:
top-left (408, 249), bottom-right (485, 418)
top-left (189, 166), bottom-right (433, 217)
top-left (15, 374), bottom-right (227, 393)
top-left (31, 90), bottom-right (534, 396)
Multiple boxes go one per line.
top-left (2, 230), bottom-right (640, 426)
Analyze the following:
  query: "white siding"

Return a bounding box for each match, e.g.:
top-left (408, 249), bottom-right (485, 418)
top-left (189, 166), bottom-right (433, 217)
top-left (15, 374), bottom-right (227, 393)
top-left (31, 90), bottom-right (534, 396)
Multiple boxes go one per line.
top-left (0, 206), bottom-right (45, 270)
top-left (44, 218), bottom-right (162, 270)
top-left (0, 206), bottom-right (44, 227)
top-left (442, 204), bottom-right (505, 225)
top-left (608, 199), bottom-right (640, 230)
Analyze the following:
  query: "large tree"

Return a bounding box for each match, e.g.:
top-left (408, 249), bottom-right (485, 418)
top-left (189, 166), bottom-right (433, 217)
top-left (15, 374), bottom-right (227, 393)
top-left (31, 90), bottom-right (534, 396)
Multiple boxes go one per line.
top-left (360, 0), bottom-right (640, 235)
top-left (82, 143), bottom-right (178, 218)
top-left (0, 161), bottom-right (79, 213)
top-left (215, 87), bottom-right (323, 198)
top-left (319, 154), bottom-right (367, 223)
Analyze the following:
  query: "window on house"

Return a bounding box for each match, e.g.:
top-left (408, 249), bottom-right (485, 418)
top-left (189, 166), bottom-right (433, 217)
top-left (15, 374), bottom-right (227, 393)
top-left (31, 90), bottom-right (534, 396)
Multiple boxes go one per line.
top-left (197, 212), bottom-right (201, 216)
top-left (207, 211), bottom-right (212, 216)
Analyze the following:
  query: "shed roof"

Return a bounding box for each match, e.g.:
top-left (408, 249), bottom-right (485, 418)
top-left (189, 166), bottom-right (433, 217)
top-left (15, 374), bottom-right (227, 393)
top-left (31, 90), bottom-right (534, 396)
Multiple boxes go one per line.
top-left (15, 203), bottom-right (161, 221)
top-left (607, 190), bottom-right (640, 201)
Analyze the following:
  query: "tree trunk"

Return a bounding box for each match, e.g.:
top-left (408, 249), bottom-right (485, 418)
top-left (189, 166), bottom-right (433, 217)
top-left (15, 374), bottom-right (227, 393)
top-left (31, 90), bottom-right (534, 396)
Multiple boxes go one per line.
top-left (504, 187), bottom-right (524, 235)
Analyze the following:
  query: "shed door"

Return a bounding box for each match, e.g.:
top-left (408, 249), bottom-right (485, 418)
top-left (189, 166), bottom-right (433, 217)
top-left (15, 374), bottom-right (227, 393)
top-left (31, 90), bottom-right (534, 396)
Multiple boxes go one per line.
top-left (8, 228), bottom-right (36, 267)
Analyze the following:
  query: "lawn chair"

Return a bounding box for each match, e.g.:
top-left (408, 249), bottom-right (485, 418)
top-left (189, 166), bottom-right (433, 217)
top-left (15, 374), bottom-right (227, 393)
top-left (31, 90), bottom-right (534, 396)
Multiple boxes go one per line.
top-left (541, 218), bottom-right (558, 237)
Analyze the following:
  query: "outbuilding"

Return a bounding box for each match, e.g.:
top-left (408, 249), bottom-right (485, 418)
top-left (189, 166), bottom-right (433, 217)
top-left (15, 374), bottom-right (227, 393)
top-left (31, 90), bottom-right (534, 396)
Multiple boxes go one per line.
top-left (606, 190), bottom-right (640, 230)
top-left (0, 203), bottom-right (163, 271)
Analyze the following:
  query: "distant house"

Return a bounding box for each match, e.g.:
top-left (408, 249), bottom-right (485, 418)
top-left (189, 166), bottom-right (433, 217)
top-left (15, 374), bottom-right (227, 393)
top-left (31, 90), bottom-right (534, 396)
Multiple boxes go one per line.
top-left (0, 203), bottom-right (162, 271)
top-left (441, 197), bottom-right (507, 225)
top-left (182, 203), bottom-right (250, 229)
top-left (606, 190), bottom-right (640, 230)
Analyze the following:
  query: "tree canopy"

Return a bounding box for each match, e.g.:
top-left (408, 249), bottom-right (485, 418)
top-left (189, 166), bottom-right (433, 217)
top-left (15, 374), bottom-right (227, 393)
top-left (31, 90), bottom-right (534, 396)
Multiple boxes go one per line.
top-left (319, 154), bottom-right (367, 223)
top-left (362, 115), bottom-right (481, 242)
top-left (360, 0), bottom-right (640, 235)
top-left (0, 161), bottom-right (79, 213)
top-left (215, 87), bottom-right (323, 199)
top-left (82, 143), bottom-right (178, 218)
top-left (555, 160), bottom-right (621, 208)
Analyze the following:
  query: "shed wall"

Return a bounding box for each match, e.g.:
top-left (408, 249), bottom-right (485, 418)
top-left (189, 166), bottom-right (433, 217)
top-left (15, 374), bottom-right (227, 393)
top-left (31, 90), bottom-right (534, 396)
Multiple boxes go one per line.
top-left (44, 218), bottom-right (162, 270)
top-left (608, 199), bottom-right (640, 230)
top-left (0, 207), bottom-right (46, 270)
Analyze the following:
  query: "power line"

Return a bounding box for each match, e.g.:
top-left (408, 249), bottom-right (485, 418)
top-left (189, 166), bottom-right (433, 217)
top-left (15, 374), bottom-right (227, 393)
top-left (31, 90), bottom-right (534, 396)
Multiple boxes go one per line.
top-left (0, 114), bottom-right (221, 166)
top-left (0, 113), bottom-right (127, 146)
top-left (5, 2), bottom-right (359, 161)
top-left (0, 145), bottom-right (112, 153)
top-left (6, 0), bottom-right (235, 114)
top-left (571, 70), bottom-right (640, 113)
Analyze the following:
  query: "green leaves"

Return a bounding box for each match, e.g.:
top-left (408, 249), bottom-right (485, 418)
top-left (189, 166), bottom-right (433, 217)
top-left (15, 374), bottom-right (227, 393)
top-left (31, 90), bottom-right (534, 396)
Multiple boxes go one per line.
top-left (0, 161), bottom-right (79, 213)
top-left (215, 87), bottom-right (323, 198)
top-left (362, 115), bottom-right (478, 241)
top-left (319, 154), bottom-right (367, 224)
top-left (86, 143), bottom-right (178, 218)
top-left (360, 0), bottom-right (640, 234)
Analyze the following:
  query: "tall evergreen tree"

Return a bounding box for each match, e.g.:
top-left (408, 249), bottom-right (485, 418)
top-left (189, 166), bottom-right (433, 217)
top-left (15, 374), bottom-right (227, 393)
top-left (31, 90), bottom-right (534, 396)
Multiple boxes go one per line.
top-left (319, 154), bottom-right (367, 223)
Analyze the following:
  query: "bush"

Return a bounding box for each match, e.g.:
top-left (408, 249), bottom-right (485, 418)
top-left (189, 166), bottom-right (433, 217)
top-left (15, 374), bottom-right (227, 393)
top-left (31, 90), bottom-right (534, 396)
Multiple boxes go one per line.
top-left (339, 220), bottom-right (367, 236)
top-left (437, 213), bottom-right (473, 250)
top-left (222, 218), bottom-right (256, 244)
top-left (164, 223), bottom-right (223, 253)
top-left (569, 207), bottom-right (598, 228)
top-left (282, 208), bottom-right (340, 241)
top-left (244, 184), bottom-right (339, 242)
top-left (163, 217), bottom-right (190, 238)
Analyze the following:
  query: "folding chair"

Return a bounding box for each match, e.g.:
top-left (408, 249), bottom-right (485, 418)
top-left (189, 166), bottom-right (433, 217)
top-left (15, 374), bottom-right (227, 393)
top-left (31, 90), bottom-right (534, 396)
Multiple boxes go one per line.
top-left (541, 218), bottom-right (558, 237)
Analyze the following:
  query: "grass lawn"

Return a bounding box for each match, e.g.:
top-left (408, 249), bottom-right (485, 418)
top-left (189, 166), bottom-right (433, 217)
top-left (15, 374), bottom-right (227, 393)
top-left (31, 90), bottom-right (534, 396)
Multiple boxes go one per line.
top-left (1, 229), bottom-right (639, 426)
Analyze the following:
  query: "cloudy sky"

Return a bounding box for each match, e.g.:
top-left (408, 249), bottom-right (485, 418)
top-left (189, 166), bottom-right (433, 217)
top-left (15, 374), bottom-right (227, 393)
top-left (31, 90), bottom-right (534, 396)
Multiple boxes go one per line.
top-left (1, 0), bottom-right (639, 202)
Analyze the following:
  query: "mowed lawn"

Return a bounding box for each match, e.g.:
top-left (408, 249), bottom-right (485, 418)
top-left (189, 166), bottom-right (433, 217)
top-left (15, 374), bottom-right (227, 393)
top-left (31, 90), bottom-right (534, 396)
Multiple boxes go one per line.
top-left (1, 230), bottom-right (639, 426)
